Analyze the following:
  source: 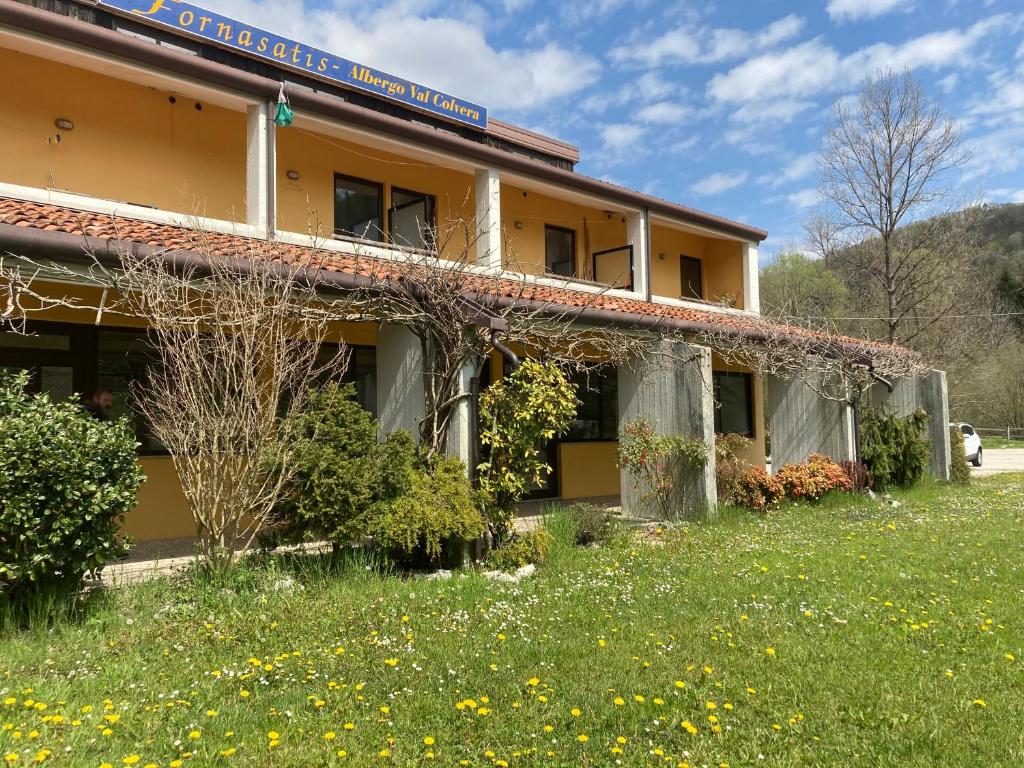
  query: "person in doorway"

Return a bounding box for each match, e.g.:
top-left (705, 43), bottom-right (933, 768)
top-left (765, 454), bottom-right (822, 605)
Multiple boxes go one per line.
top-left (83, 388), bottom-right (114, 421)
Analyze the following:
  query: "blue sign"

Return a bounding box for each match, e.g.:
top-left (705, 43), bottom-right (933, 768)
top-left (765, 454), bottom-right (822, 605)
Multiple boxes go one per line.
top-left (98, 0), bottom-right (488, 129)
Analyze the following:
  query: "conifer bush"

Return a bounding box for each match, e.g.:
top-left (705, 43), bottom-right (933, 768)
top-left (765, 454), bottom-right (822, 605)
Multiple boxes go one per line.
top-left (948, 426), bottom-right (971, 484)
top-left (859, 407), bottom-right (930, 490)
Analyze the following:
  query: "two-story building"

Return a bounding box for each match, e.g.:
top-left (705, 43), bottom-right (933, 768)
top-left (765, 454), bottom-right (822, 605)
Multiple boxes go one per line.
top-left (0, 0), bottom-right (952, 547)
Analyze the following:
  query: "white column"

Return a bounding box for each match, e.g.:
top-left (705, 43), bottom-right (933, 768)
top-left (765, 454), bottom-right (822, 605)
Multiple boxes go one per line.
top-left (446, 362), bottom-right (476, 473)
top-left (474, 167), bottom-right (502, 269)
top-left (246, 101), bottom-right (275, 234)
top-left (626, 209), bottom-right (649, 298)
top-left (743, 242), bottom-right (760, 313)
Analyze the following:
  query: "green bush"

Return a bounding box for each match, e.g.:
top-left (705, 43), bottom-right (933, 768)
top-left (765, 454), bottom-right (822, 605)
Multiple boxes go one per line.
top-left (274, 383), bottom-right (414, 545)
top-left (563, 503), bottom-right (618, 546)
top-left (733, 466), bottom-right (785, 513)
top-left (859, 407), bottom-right (930, 490)
top-left (0, 371), bottom-right (144, 610)
top-left (370, 454), bottom-right (484, 564)
top-left (715, 433), bottom-right (753, 504)
top-left (949, 427), bottom-right (971, 484)
top-left (485, 528), bottom-right (552, 571)
top-left (618, 419), bottom-right (709, 521)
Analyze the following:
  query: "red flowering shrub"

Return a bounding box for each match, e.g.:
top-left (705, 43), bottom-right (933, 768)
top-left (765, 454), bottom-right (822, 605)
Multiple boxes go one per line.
top-left (734, 466), bottom-right (786, 513)
top-left (838, 460), bottom-right (872, 492)
top-left (776, 453), bottom-right (853, 501)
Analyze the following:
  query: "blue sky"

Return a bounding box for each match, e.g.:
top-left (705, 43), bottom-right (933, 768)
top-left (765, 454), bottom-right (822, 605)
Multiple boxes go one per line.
top-left (205, 0), bottom-right (1024, 259)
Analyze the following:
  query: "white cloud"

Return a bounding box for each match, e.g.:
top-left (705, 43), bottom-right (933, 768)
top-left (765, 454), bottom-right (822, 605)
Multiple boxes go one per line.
top-left (759, 153), bottom-right (818, 188)
top-left (611, 14), bottom-right (804, 68)
top-left (600, 123), bottom-right (646, 149)
top-left (826, 0), bottom-right (914, 22)
top-left (708, 16), bottom-right (1009, 108)
top-left (989, 188), bottom-right (1024, 203)
top-left (690, 171), bottom-right (749, 196)
top-left (788, 188), bottom-right (820, 209)
top-left (731, 99), bottom-right (817, 124)
top-left (635, 101), bottom-right (688, 124)
top-left (200, 0), bottom-right (600, 113)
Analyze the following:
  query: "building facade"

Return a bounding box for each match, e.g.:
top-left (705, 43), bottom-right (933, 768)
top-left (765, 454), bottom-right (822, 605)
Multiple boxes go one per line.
top-left (0, 0), bottom-right (948, 546)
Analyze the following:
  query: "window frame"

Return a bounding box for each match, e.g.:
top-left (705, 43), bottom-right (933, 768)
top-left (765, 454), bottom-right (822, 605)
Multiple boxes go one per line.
top-left (591, 244), bottom-right (634, 289)
top-left (544, 224), bottom-right (577, 278)
top-left (333, 172), bottom-right (385, 243)
top-left (388, 185), bottom-right (437, 252)
top-left (712, 370), bottom-right (754, 438)
top-left (680, 254), bottom-right (704, 301)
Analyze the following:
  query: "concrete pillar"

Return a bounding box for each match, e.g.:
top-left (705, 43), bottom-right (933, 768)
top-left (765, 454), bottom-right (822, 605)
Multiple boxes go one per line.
top-left (474, 168), bottom-right (502, 270)
top-left (617, 340), bottom-right (716, 520)
top-left (743, 242), bottom-right (760, 313)
top-left (867, 370), bottom-right (951, 481)
top-left (626, 209), bottom-right (650, 298)
top-left (446, 361), bottom-right (476, 472)
top-left (246, 101), bottom-right (275, 234)
top-left (375, 324), bottom-right (424, 439)
top-left (766, 374), bottom-right (856, 469)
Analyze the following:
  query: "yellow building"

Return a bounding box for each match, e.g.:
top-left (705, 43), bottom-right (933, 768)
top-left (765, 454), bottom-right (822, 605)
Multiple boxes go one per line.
top-left (0, 0), bottom-right (775, 545)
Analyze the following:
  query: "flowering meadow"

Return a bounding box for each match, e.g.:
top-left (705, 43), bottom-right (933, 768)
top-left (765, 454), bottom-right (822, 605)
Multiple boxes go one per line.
top-left (3, 475), bottom-right (1023, 767)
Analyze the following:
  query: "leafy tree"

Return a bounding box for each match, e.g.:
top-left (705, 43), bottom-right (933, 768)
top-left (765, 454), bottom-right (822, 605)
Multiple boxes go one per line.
top-left (759, 252), bottom-right (849, 321)
top-left (478, 360), bottom-right (579, 542)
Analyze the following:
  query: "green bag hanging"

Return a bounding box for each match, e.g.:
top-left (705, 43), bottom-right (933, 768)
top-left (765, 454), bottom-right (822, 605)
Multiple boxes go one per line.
top-left (274, 82), bottom-right (293, 128)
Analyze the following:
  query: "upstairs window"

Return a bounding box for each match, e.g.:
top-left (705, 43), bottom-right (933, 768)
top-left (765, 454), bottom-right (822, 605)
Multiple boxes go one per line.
top-left (389, 187), bottom-right (436, 251)
top-left (545, 225), bottom-right (576, 277)
top-left (334, 174), bottom-right (384, 242)
top-left (713, 370), bottom-right (753, 437)
top-left (681, 255), bottom-right (703, 300)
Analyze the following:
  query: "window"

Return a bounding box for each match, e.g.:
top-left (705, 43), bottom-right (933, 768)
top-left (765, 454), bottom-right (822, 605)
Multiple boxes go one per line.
top-left (97, 329), bottom-right (165, 453)
top-left (334, 174), bottom-right (384, 241)
top-left (592, 245), bottom-right (633, 289)
top-left (389, 187), bottom-right (436, 251)
top-left (311, 344), bottom-right (378, 416)
top-left (680, 255), bottom-right (703, 300)
top-left (545, 225), bottom-right (576, 277)
top-left (960, 424), bottom-right (974, 436)
top-left (564, 367), bottom-right (618, 441)
top-left (713, 371), bottom-right (753, 437)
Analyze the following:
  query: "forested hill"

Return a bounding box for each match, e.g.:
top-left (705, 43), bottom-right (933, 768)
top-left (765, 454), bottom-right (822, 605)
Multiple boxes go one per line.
top-left (975, 203), bottom-right (1024, 332)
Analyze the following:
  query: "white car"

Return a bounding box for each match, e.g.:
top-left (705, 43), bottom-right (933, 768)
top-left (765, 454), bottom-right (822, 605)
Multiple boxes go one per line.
top-left (951, 422), bottom-right (983, 467)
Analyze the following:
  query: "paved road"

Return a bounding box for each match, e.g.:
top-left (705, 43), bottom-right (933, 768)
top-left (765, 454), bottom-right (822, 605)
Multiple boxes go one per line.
top-left (972, 448), bottom-right (1024, 476)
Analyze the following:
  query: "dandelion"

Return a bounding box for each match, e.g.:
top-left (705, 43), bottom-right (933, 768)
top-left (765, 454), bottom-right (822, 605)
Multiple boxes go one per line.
top-left (570, 708), bottom-right (581, 717)
top-left (577, 734), bottom-right (589, 743)
top-left (324, 732), bottom-right (337, 741)
top-left (972, 699), bottom-right (987, 708)
top-left (219, 748), bottom-right (236, 757)
top-left (765, 647), bottom-right (776, 656)
top-left (188, 731), bottom-right (201, 740)
top-left (613, 697), bottom-right (625, 706)
top-left (122, 757), bottom-right (141, 766)
top-left (423, 736), bottom-right (435, 746)
top-left (680, 721), bottom-right (698, 735)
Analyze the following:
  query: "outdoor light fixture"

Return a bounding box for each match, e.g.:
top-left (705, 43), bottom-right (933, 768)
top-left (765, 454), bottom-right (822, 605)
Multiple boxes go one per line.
top-left (513, 220), bottom-right (525, 230)
top-left (54, 118), bottom-right (74, 131)
top-left (658, 252), bottom-right (667, 260)
top-left (286, 169), bottom-right (301, 181)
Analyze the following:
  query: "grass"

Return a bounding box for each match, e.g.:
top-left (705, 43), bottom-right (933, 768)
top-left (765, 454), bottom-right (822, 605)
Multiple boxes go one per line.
top-left (982, 437), bottom-right (1024, 450)
top-left (3, 476), bottom-right (1024, 767)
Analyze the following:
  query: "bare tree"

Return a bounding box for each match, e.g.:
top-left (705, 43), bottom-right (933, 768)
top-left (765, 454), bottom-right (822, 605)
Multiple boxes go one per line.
top-left (2, 232), bottom-right (349, 574)
top-left (814, 70), bottom-right (973, 347)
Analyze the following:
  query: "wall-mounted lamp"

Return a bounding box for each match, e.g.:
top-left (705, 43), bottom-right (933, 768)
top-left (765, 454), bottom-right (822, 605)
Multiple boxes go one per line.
top-left (54, 118), bottom-right (74, 131)
top-left (286, 169), bottom-right (301, 181)
top-left (658, 252), bottom-right (667, 261)
top-left (513, 220), bottom-right (525, 230)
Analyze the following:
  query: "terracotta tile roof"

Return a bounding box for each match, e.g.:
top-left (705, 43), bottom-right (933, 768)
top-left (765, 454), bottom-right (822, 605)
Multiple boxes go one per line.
top-left (0, 196), bottom-right (886, 350)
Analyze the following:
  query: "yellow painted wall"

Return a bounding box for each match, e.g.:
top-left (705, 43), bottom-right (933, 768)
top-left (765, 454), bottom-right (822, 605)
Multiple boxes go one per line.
top-left (650, 225), bottom-right (746, 308)
top-left (500, 186), bottom-right (628, 278)
top-left (558, 442), bottom-right (620, 498)
top-left (1, 47), bottom-right (246, 219)
top-left (275, 129), bottom-right (477, 261)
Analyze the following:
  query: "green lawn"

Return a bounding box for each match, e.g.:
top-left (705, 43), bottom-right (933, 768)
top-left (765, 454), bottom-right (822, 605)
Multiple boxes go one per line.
top-left (983, 437), bottom-right (1024, 450)
top-left (3, 475), bottom-right (1024, 768)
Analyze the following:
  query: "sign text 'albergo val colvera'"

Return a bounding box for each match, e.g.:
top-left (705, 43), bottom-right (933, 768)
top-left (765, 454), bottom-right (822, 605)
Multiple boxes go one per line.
top-left (99, 0), bottom-right (488, 129)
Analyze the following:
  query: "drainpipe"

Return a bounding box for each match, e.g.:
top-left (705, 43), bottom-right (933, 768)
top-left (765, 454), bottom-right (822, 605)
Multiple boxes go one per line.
top-left (643, 207), bottom-right (652, 303)
top-left (489, 329), bottom-right (519, 370)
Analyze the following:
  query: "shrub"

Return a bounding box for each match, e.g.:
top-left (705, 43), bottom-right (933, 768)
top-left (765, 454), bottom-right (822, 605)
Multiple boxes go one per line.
top-left (0, 372), bottom-right (144, 610)
top-left (839, 460), bottom-right (872, 492)
top-left (274, 383), bottom-right (414, 546)
top-left (733, 466), bottom-right (785, 513)
top-left (370, 454), bottom-right (484, 564)
top-left (478, 360), bottom-right (579, 542)
top-left (715, 433), bottom-right (753, 504)
top-left (564, 503), bottom-right (618, 546)
top-left (485, 528), bottom-right (553, 571)
top-left (949, 427), bottom-right (971, 484)
top-left (776, 454), bottom-right (853, 501)
top-left (618, 419), bottom-right (709, 521)
top-left (859, 407), bottom-right (930, 490)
